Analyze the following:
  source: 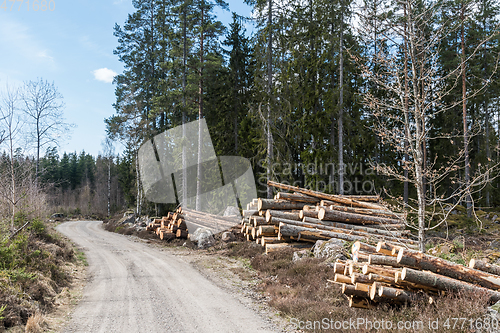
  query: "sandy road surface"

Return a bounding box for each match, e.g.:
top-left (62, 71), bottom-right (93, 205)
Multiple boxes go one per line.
top-left (56, 221), bottom-right (280, 333)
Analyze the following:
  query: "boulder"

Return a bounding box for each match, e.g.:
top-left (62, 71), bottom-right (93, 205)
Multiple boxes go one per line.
top-left (223, 206), bottom-right (240, 217)
top-left (135, 216), bottom-right (149, 226)
top-left (493, 215), bottom-right (498, 223)
top-left (312, 238), bottom-right (348, 261)
top-left (118, 213), bottom-right (135, 225)
top-left (221, 231), bottom-right (236, 242)
top-left (292, 249), bottom-right (312, 262)
top-left (190, 228), bottom-right (215, 249)
top-left (483, 301), bottom-right (500, 333)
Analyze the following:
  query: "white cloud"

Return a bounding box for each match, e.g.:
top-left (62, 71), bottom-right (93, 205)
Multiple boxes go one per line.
top-left (0, 18), bottom-right (55, 67)
top-left (92, 68), bottom-right (117, 83)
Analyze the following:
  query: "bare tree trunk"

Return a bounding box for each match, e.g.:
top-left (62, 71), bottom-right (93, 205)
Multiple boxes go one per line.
top-left (10, 131), bottom-right (15, 231)
top-left (330, 19), bottom-right (335, 192)
top-left (461, 7), bottom-right (472, 217)
top-left (196, 2), bottom-right (205, 210)
top-left (403, 4), bottom-right (409, 205)
top-left (234, 105), bottom-right (238, 154)
top-left (107, 156), bottom-right (111, 217)
top-left (182, 3), bottom-right (188, 205)
top-left (485, 101), bottom-right (490, 206)
top-left (338, 1), bottom-right (344, 195)
top-left (266, 0), bottom-right (273, 199)
top-left (406, 1), bottom-right (425, 252)
top-left (136, 153), bottom-right (141, 216)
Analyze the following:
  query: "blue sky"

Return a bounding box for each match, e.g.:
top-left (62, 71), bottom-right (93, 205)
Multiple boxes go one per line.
top-left (0, 0), bottom-right (253, 158)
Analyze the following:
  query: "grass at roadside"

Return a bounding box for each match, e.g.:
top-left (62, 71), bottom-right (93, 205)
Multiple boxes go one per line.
top-left (222, 242), bottom-right (491, 333)
top-left (0, 219), bottom-right (77, 331)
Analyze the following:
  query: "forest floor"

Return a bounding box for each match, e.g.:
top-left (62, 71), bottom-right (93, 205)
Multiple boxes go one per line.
top-left (102, 208), bottom-right (500, 333)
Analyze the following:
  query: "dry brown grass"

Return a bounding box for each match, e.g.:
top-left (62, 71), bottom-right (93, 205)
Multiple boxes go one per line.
top-left (225, 244), bottom-right (493, 332)
top-left (24, 312), bottom-right (44, 333)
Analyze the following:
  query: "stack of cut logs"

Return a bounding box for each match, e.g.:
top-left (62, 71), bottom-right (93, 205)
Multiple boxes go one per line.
top-left (146, 207), bottom-right (189, 240)
top-left (240, 181), bottom-right (418, 254)
top-left (332, 240), bottom-right (500, 309)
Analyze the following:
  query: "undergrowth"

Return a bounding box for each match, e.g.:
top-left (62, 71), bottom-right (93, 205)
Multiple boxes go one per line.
top-left (225, 242), bottom-right (491, 332)
top-left (0, 218), bottom-right (75, 329)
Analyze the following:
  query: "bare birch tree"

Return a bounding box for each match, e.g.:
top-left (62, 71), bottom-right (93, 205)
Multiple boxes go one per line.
top-left (357, 0), bottom-right (500, 251)
top-left (0, 85), bottom-right (29, 230)
top-left (21, 78), bottom-right (71, 184)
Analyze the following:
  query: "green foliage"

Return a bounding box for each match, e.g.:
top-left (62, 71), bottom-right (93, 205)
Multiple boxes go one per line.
top-left (0, 305), bottom-right (5, 321)
top-left (29, 219), bottom-right (46, 236)
top-left (75, 250), bottom-right (88, 266)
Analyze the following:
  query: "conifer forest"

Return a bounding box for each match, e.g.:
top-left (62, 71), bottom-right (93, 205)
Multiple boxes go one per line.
top-left (1, 0), bottom-right (500, 232)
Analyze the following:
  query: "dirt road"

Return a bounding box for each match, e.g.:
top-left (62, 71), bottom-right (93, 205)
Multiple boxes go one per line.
top-left (56, 221), bottom-right (281, 333)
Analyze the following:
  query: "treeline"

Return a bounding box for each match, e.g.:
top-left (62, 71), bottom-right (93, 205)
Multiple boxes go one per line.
top-left (38, 147), bottom-right (129, 217)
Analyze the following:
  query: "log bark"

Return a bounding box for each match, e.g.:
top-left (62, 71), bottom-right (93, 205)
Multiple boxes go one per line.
top-left (251, 216), bottom-right (267, 227)
top-left (378, 285), bottom-right (419, 303)
top-left (355, 283), bottom-right (371, 293)
top-left (368, 273), bottom-right (396, 285)
top-left (348, 262), bottom-right (365, 275)
top-left (258, 225), bottom-right (277, 236)
top-left (342, 284), bottom-right (369, 298)
top-left (299, 210), bottom-right (319, 219)
top-left (183, 208), bottom-right (240, 223)
top-left (277, 219), bottom-right (416, 246)
top-left (261, 237), bottom-right (280, 246)
top-left (317, 219), bottom-right (409, 238)
top-left (318, 207), bottom-right (402, 226)
top-left (369, 254), bottom-right (403, 268)
top-left (351, 273), bottom-right (371, 284)
top-left (320, 199), bottom-right (339, 207)
top-left (275, 192), bottom-right (321, 203)
top-left (247, 226), bottom-right (255, 240)
top-left (401, 267), bottom-right (500, 302)
top-left (398, 248), bottom-right (500, 290)
top-left (258, 199), bottom-right (305, 211)
top-left (328, 204), bottom-right (401, 219)
top-left (176, 219), bottom-right (187, 229)
top-left (279, 222), bottom-right (369, 243)
top-left (362, 264), bottom-right (400, 277)
top-left (369, 282), bottom-right (381, 301)
top-left (176, 229), bottom-right (188, 239)
top-left (352, 241), bottom-right (377, 255)
top-left (243, 210), bottom-right (259, 217)
top-left (334, 274), bottom-right (352, 284)
top-left (160, 230), bottom-right (175, 241)
top-left (469, 259), bottom-right (500, 276)
top-left (357, 253), bottom-right (370, 262)
top-left (334, 262), bottom-right (346, 274)
top-left (266, 210), bottom-right (301, 223)
top-left (377, 242), bottom-right (401, 256)
top-left (394, 271), bottom-right (442, 293)
top-left (267, 180), bottom-right (384, 210)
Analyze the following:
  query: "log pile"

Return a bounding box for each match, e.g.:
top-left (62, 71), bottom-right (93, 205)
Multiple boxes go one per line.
top-left (331, 240), bottom-right (500, 309)
top-left (239, 181), bottom-right (417, 254)
top-left (146, 207), bottom-right (189, 240)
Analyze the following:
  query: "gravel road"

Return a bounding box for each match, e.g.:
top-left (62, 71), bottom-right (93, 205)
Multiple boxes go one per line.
top-left (56, 221), bottom-right (280, 333)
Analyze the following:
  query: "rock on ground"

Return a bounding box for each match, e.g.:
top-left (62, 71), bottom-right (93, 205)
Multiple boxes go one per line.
top-left (221, 231), bottom-right (236, 242)
top-left (190, 228), bottom-right (215, 249)
top-left (312, 238), bottom-right (349, 262)
top-left (223, 206), bottom-right (240, 217)
top-left (292, 249), bottom-right (312, 262)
